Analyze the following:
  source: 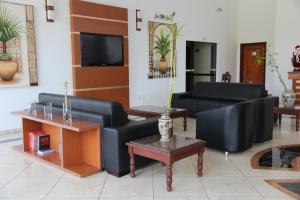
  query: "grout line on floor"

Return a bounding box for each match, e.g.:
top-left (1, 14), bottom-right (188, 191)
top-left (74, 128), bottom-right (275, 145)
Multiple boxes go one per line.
top-left (0, 161), bottom-right (33, 191)
top-left (41, 172), bottom-right (65, 200)
top-left (98, 173), bottom-right (108, 200)
top-left (230, 155), bottom-right (266, 199)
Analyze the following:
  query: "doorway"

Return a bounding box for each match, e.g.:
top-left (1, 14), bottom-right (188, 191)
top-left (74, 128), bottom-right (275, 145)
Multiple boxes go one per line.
top-left (186, 41), bottom-right (217, 92)
top-left (240, 42), bottom-right (266, 84)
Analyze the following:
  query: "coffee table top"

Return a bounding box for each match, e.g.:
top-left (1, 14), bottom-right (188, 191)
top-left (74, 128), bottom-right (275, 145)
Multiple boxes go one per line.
top-left (274, 106), bottom-right (300, 112)
top-left (128, 135), bottom-right (205, 153)
top-left (127, 105), bottom-right (187, 115)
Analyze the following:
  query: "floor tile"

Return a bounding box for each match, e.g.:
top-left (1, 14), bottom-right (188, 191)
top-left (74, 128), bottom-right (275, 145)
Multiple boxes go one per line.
top-left (202, 176), bottom-right (260, 198)
top-left (101, 177), bottom-right (153, 198)
top-left (17, 162), bottom-right (64, 179)
top-left (0, 163), bottom-right (29, 179)
top-left (0, 178), bottom-right (58, 199)
top-left (153, 177), bottom-right (206, 197)
top-left (46, 174), bottom-right (106, 198)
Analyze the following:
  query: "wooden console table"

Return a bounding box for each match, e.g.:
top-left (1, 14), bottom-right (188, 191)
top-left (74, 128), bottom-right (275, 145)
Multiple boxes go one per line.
top-left (12, 111), bottom-right (101, 177)
top-left (288, 72), bottom-right (300, 105)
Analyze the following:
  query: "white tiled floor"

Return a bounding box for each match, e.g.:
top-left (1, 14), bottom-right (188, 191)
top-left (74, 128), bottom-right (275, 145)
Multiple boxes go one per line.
top-left (0, 116), bottom-right (299, 200)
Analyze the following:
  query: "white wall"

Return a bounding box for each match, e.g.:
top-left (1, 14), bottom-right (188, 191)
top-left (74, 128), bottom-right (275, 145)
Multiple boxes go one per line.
top-left (273, 0), bottom-right (300, 97)
top-left (0, 0), bottom-right (239, 131)
top-left (237, 0), bottom-right (300, 97)
top-left (237, 0), bottom-right (276, 92)
top-left (92, 0), bottom-right (239, 107)
top-left (0, 0), bottom-right (72, 132)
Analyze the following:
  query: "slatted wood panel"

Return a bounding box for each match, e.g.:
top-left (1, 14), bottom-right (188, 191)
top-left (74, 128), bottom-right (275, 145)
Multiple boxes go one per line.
top-left (70, 0), bottom-right (129, 108)
top-left (288, 72), bottom-right (300, 105)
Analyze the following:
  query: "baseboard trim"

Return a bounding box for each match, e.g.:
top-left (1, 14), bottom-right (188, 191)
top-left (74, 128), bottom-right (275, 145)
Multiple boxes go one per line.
top-left (0, 128), bottom-right (22, 135)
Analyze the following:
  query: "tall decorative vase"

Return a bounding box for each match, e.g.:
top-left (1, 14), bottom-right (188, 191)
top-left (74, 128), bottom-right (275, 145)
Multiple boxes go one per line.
top-left (282, 89), bottom-right (296, 108)
top-left (159, 112), bottom-right (173, 142)
top-left (62, 82), bottom-right (72, 124)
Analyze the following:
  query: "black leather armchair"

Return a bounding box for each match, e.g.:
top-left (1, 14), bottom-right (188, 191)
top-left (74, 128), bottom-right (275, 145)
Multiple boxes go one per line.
top-left (103, 118), bottom-right (159, 176)
top-left (196, 101), bottom-right (254, 153)
top-left (36, 93), bottom-right (159, 176)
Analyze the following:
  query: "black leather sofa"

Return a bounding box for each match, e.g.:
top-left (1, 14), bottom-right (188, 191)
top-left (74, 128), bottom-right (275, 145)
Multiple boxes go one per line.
top-left (36, 93), bottom-right (159, 176)
top-left (172, 82), bottom-right (275, 153)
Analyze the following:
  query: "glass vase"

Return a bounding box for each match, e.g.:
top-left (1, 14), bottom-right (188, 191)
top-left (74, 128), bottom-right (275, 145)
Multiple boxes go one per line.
top-left (62, 100), bottom-right (72, 124)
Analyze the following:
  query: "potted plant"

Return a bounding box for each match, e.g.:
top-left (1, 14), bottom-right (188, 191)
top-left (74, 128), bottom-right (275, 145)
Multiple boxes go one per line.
top-left (154, 29), bottom-right (171, 74)
top-left (256, 45), bottom-right (295, 108)
top-left (0, 6), bottom-right (23, 81)
top-left (158, 12), bottom-right (183, 141)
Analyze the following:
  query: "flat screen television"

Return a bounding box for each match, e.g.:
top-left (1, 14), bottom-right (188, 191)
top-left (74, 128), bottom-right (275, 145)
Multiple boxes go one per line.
top-left (80, 32), bottom-right (124, 66)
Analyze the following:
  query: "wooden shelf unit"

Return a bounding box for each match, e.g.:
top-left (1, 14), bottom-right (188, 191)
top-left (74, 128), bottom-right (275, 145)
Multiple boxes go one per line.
top-left (12, 111), bottom-right (101, 177)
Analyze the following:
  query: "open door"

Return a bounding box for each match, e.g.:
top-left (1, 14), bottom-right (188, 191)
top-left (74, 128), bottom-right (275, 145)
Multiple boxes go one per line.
top-left (240, 42), bottom-right (266, 84)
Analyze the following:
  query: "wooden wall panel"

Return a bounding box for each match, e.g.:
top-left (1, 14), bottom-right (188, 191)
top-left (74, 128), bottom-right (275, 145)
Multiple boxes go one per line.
top-left (75, 87), bottom-right (129, 110)
top-left (73, 67), bottom-right (129, 89)
top-left (70, 0), bottom-right (129, 108)
top-left (70, 0), bottom-right (127, 21)
top-left (71, 17), bottom-right (128, 36)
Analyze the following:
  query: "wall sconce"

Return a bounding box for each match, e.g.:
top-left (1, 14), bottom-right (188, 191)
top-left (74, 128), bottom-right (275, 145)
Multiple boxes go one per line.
top-left (45, 0), bottom-right (55, 22)
top-left (136, 9), bottom-right (142, 31)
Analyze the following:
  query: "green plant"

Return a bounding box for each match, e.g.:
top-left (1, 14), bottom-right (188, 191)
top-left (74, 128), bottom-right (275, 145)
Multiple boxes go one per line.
top-left (164, 12), bottom-right (183, 111)
top-left (154, 30), bottom-right (171, 60)
top-left (0, 5), bottom-right (24, 59)
top-left (256, 45), bottom-right (287, 90)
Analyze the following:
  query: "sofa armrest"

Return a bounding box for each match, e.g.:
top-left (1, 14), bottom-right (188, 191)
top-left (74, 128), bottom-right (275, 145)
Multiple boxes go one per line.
top-left (196, 102), bottom-right (254, 152)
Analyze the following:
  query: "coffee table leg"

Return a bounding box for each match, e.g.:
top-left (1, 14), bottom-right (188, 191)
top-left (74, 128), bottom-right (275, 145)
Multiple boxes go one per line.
top-left (279, 114), bottom-right (282, 125)
top-left (197, 149), bottom-right (204, 177)
top-left (129, 147), bottom-right (135, 177)
top-left (297, 115), bottom-right (299, 131)
top-left (183, 116), bottom-right (187, 132)
top-left (166, 164), bottom-right (172, 192)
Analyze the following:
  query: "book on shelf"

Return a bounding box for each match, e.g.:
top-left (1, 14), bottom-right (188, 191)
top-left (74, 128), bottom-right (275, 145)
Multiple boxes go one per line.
top-left (37, 147), bottom-right (55, 156)
top-left (29, 130), bottom-right (46, 151)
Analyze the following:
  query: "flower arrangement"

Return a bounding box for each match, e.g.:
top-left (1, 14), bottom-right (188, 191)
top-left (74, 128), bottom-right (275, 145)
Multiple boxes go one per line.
top-left (256, 45), bottom-right (287, 90)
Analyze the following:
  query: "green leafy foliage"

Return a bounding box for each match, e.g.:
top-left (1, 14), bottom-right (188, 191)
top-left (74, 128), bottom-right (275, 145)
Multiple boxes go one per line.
top-left (0, 5), bottom-right (24, 54)
top-left (154, 29), bottom-right (171, 59)
top-left (256, 45), bottom-right (287, 91)
top-left (163, 12), bottom-right (183, 111)
top-left (0, 53), bottom-right (12, 60)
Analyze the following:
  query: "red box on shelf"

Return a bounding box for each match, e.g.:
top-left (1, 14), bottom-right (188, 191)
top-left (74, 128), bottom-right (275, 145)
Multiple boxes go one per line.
top-left (28, 130), bottom-right (46, 151)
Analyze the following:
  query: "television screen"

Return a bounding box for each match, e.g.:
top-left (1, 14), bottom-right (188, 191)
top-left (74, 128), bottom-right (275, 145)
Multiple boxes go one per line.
top-left (80, 32), bottom-right (124, 66)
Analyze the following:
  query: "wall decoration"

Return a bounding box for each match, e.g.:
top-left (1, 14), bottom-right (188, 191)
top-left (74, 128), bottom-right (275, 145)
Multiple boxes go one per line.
top-left (292, 45), bottom-right (300, 71)
top-left (148, 21), bottom-right (176, 79)
top-left (0, 1), bottom-right (38, 88)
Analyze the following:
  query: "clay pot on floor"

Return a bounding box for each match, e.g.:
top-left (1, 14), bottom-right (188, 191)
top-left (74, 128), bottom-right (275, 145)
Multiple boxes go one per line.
top-left (0, 59), bottom-right (18, 81)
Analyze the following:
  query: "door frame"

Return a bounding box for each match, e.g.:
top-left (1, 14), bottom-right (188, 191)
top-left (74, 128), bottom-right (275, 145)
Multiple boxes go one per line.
top-left (240, 42), bottom-right (267, 84)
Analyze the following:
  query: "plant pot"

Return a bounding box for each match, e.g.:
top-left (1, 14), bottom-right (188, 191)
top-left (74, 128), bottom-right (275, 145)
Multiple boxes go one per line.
top-left (159, 58), bottom-right (168, 74)
top-left (282, 89), bottom-right (296, 108)
top-left (158, 112), bottom-right (173, 142)
top-left (0, 59), bottom-right (18, 81)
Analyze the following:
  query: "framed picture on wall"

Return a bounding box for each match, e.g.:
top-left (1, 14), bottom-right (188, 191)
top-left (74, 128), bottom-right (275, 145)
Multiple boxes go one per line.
top-left (148, 21), bottom-right (176, 79)
top-left (0, 1), bottom-right (38, 88)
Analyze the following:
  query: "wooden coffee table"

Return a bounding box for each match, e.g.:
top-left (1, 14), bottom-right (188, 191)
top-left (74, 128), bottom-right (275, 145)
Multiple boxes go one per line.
top-left (127, 106), bottom-right (188, 131)
top-left (126, 135), bottom-right (205, 191)
top-left (273, 106), bottom-right (300, 131)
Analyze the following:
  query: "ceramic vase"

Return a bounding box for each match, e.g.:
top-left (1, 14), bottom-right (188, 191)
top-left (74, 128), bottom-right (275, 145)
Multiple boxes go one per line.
top-left (0, 59), bottom-right (17, 81)
top-left (282, 89), bottom-right (296, 108)
top-left (159, 57), bottom-right (168, 74)
top-left (159, 112), bottom-right (173, 142)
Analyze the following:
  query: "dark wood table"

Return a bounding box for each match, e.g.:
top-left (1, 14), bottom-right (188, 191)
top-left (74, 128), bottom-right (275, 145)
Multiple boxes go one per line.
top-left (127, 106), bottom-right (189, 131)
top-left (126, 135), bottom-right (206, 191)
top-left (273, 106), bottom-right (300, 131)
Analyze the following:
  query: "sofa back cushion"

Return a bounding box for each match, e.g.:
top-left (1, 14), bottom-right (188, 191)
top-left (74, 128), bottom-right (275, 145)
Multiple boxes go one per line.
top-left (192, 82), bottom-right (266, 101)
top-left (38, 93), bottom-right (128, 126)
